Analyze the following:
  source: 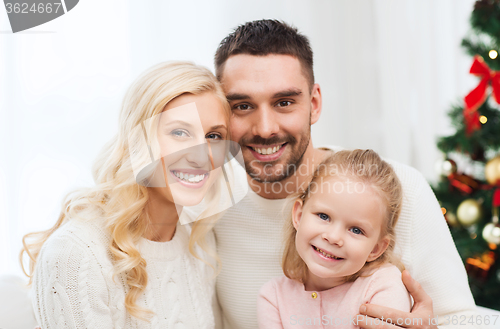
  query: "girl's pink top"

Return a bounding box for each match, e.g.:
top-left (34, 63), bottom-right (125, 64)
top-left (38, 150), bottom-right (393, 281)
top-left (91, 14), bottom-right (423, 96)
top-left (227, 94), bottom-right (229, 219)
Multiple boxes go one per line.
top-left (257, 264), bottom-right (411, 329)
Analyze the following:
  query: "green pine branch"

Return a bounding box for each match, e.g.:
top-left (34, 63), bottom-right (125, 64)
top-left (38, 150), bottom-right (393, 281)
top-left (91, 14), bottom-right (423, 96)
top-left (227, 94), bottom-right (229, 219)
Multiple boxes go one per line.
top-left (436, 100), bottom-right (500, 155)
top-left (430, 0), bottom-right (500, 311)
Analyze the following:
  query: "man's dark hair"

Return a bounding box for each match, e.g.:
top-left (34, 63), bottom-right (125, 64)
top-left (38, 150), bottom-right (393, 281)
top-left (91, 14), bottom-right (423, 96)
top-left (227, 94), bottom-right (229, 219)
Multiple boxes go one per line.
top-left (215, 19), bottom-right (314, 89)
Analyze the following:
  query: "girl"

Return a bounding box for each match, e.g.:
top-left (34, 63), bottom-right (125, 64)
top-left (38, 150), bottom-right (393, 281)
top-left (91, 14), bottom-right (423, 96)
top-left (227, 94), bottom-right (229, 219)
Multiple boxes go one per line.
top-left (21, 62), bottom-right (235, 328)
top-left (257, 149), bottom-right (411, 329)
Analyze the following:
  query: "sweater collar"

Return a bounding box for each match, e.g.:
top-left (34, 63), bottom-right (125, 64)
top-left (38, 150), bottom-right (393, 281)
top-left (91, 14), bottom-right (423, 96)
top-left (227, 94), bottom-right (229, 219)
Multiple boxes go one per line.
top-left (137, 221), bottom-right (189, 260)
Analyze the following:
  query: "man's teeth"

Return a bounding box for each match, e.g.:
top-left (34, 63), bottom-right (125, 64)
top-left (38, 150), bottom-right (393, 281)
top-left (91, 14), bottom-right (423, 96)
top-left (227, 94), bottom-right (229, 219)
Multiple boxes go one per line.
top-left (173, 171), bottom-right (207, 183)
top-left (252, 144), bottom-right (283, 155)
top-left (314, 246), bottom-right (342, 260)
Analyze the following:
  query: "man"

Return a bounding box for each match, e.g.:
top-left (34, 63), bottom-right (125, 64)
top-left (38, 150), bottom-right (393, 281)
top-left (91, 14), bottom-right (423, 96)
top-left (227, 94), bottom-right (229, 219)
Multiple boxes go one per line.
top-left (213, 19), bottom-right (479, 329)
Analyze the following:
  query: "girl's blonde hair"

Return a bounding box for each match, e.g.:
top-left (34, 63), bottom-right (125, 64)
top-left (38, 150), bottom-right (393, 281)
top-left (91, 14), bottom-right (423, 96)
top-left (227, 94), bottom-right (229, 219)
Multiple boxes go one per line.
top-left (20, 61), bottom-right (230, 321)
top-left (282, 149), bottom-right (404, 285)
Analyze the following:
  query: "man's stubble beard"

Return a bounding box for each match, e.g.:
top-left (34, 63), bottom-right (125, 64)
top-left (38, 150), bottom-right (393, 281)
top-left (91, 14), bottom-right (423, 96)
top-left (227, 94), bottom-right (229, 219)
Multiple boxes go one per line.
top-left (243, 124), bottom-right (311, 184)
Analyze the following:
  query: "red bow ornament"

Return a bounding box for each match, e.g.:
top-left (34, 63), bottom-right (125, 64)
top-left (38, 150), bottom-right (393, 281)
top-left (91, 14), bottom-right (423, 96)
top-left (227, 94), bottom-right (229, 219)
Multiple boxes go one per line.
top-left (464, 55), bottom-right (500, 135)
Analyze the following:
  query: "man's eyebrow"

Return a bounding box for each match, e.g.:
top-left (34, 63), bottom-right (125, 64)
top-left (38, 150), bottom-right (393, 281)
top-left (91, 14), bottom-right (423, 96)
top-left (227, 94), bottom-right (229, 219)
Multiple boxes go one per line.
top-left (226, 93), bottom-right (249, 101)
top-left (272, 89), bottom-right (302, 98)
top-left (226, 89), bottom-right (303, 102)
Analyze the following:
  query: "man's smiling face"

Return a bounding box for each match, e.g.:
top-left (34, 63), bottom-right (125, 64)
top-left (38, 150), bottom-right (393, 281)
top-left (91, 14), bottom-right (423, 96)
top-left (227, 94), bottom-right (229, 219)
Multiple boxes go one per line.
top-left (220, 54), bottom-right (319, 183)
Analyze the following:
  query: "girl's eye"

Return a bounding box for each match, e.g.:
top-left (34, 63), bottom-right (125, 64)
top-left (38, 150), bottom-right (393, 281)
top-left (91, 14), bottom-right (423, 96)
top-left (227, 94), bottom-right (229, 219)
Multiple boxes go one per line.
top-left (350, 227), bottom-right (363, 235)
top-left (234, 104), bottom-right (252, 111)
top-left (206, 133), bottom-right (223, 140)
top-left (171, 129), bottom-right (190, 138)
top-left (317, 213), bottom-right (330, 221)
top-left (277, 100), bottom-right (292, 107)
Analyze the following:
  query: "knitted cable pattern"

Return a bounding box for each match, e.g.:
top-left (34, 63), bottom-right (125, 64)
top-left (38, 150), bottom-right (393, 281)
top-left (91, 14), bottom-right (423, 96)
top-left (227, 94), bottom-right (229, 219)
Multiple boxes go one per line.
top-left (32, 218), bottom-right (215, 329)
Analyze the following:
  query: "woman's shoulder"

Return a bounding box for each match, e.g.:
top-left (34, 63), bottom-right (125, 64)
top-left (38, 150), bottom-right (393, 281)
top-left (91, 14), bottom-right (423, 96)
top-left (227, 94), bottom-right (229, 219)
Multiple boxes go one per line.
top-left (38, 217), bottom-right (112, 267)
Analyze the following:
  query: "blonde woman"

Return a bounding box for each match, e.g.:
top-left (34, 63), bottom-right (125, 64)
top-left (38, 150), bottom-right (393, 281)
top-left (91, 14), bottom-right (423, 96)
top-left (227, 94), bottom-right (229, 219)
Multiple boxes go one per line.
top-left (21, 62), bottom-right (235, 328)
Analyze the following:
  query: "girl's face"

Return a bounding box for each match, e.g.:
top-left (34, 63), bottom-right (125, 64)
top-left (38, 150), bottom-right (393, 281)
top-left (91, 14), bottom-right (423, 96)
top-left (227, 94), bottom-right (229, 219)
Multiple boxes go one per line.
top-left (151, 92), bottom-right (228, 207)
top-left (292, 176), bottom-right (390, 291)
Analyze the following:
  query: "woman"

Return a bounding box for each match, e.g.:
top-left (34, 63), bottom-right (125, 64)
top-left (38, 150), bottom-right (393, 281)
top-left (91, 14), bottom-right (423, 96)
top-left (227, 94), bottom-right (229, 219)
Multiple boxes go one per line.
top-left (21, 62), bottom-right (233, 328)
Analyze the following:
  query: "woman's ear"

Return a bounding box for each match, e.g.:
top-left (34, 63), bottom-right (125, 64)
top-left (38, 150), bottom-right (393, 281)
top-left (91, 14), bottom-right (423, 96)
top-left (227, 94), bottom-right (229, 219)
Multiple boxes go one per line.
top-left (366, 235), bottom-right (390, 262)
top-left (292, 199), bottom-right (304, 230)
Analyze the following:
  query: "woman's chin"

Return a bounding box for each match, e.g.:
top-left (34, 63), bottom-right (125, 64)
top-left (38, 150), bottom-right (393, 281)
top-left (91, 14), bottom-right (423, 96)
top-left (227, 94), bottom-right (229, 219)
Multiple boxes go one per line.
top-left (171, 193), bottom-right (205, 207)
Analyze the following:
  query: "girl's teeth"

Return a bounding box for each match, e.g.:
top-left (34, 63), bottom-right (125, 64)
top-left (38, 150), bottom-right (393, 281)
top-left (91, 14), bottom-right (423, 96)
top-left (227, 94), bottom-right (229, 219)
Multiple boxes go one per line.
top-left (314, 246), bottom-right (340, 259)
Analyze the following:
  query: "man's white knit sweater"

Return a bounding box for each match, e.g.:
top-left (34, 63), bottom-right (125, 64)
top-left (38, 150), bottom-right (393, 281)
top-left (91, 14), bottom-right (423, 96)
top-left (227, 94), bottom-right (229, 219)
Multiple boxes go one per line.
top-left (214, 146), bottom-right (479, 329)
top-left (32, 217), bottom-right (217, 329)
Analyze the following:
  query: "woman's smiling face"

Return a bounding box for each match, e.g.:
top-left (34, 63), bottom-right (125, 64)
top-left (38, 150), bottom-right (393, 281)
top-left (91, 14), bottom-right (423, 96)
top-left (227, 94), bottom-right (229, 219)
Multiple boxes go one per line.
top-left (292, 176), bottom-right (390, 291)
top-left (151, 92), bottom-right (228, 207)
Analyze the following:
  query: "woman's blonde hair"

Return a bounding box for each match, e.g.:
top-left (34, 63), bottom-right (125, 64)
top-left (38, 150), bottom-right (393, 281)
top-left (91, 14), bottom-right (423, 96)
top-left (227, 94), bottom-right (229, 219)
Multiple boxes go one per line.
top-left (20, 61), bottom-right (230, 321)
top-left (282, 149), bottom-right (404, 285)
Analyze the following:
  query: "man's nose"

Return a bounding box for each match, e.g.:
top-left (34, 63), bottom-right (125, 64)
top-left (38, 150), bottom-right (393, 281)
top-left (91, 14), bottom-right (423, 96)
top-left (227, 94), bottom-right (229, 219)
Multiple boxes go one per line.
top-left (251, 106), bottom-right (279, 139)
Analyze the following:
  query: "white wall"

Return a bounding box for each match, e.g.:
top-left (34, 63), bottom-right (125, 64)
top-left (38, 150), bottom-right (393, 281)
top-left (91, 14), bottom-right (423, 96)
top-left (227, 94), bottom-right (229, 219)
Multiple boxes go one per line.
top-left (0, 0), bottom-right (479, 276)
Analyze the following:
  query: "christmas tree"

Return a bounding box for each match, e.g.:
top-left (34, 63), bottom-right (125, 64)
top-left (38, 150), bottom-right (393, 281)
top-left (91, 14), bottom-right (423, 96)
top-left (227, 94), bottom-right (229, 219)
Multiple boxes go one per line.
top-left (432, 0), bottom-right (500, 310)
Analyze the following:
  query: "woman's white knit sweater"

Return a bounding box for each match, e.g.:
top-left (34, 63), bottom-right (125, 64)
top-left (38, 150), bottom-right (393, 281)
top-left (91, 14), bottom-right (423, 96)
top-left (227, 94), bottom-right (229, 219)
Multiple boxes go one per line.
top-left (32, 217), bottom-right (217, 329)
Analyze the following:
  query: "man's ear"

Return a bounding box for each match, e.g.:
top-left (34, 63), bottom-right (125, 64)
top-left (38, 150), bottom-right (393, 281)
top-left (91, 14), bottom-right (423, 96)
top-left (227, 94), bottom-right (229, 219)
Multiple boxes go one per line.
top-left (310, 83), bottom-right (322, 125)
top-left (366, 235), bottom-right (390, 262)
top-left (292, 199), bottom-right (304, 230)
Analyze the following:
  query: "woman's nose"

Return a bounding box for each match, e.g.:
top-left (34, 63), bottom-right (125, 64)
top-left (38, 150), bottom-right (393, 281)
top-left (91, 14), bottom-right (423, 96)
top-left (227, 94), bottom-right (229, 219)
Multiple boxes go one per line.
top-left (184, 142), bottom-right (211, 167)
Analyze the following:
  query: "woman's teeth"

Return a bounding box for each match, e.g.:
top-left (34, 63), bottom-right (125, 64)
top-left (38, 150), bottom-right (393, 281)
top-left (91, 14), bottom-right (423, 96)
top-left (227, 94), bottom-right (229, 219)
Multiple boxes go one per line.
top-left (173, 171), bottom-right (207, 183)
top-left (313, 246), bottom-right (342, 260)
top-left (251, 144), bottom-right (283, 155)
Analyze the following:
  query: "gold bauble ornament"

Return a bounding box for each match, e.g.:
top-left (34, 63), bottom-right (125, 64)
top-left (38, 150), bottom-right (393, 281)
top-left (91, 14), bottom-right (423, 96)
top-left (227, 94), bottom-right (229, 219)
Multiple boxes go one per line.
top-left (457, 199), bottom-right (482, 226)
top-left (482, 223), bottom-right (500, 245)
top-left (485, 156), bottom-right (500, 185)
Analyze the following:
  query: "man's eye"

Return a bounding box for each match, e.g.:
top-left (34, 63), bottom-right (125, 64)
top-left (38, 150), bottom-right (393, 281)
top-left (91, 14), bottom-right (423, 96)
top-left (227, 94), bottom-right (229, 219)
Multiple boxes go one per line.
top-left (171, 129), bottom-right (190, 138)
top-left (277, 101), bottom-right (292, 107)
top-left (350, 227), bottom-right (363, 235)
top-left (317, 213), bottom-right (329, 221)
top-left (234, 104), bottom-right (251, 111)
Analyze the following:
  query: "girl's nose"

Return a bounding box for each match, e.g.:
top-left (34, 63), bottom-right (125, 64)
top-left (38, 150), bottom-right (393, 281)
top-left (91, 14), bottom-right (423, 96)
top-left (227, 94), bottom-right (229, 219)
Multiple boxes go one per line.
top-left (322, 227), bottom-right (344, 247)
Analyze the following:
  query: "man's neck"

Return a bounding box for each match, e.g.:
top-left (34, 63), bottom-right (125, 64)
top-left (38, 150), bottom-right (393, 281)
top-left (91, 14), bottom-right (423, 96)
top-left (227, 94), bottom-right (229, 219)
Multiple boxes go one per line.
top-left (247, 145), bottom-right (331, 199)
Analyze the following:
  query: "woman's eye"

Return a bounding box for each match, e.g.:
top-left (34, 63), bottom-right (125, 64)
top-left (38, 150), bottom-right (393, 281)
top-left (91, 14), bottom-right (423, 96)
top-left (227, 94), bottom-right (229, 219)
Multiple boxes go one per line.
top-left (277, 100), bottom-right (292, 107)
top-left (234, 104), bottom-right (252, 111)
top-left (317, 213), bottom-right (329, 221)
top-left (350, 227), bottom-right (363, 235)
top-left (206, 133), bottom-right (222, 140)
top-left (171, 129), bottom-right (190, 138)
